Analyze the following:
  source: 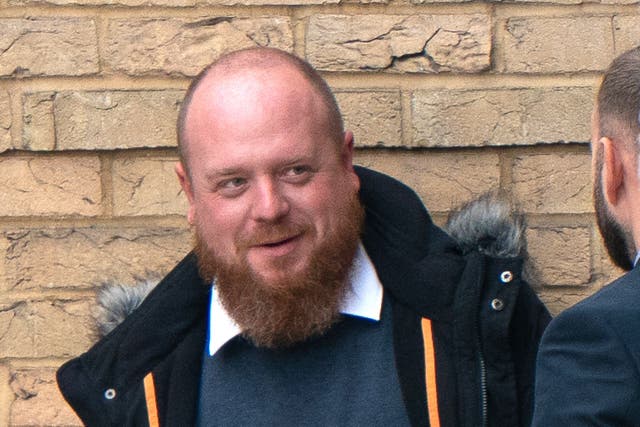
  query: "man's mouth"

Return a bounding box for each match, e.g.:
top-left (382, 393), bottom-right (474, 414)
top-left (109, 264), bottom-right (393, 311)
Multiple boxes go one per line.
top-left (257, 234), bottom-right (301, 248)
top-left (262, 237), bottom-right (294, 247)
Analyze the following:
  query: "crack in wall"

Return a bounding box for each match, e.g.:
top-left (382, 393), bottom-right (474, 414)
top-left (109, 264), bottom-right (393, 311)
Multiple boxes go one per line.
top-left (0, 304), bottom-right (21, 344)
top-left (342, 26), bottom-right (398, 45)
top-left (183, 17), bottom-right (234, 29)
top-left (0, 29), bottom-right (58, 56)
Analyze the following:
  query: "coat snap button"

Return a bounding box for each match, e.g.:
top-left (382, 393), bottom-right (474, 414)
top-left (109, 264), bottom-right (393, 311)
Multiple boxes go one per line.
top-left (500, 271), bottom-right (513, 283)
top-left (104, 388), bottom-right (117, 400)
top-left (491, 298), bottom-right (505, 311)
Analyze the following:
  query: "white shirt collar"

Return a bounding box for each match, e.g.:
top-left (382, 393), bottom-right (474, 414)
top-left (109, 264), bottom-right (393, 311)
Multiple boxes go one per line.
top-left (207, 243), bottom-right (383, 356)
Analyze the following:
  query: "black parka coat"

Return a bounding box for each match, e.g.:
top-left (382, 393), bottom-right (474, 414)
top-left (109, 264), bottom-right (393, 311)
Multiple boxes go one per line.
top-left (57, 167), bottom-right (551, 427)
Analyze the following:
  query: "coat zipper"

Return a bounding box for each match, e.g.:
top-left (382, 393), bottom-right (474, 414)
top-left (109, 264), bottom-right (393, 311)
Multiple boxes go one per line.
top-left (478, 344), bottom-right (488, 427)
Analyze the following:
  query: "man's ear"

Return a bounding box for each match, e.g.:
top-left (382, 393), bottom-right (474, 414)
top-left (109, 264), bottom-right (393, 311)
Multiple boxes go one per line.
top-left (175, 161), bottom-right (196, 225)
top-left (341, 130), bottom-right (360, 190)
top-left (341, 131), bottom-right (354, 163)
top-left (600, 136), bottom-right (625, 207)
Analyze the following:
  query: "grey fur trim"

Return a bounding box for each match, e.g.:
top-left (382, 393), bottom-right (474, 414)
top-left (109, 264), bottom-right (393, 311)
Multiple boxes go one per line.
top-left (94, 280), bottom-right (158, 337)
top-left (445, 192), bottom-right (525, 258)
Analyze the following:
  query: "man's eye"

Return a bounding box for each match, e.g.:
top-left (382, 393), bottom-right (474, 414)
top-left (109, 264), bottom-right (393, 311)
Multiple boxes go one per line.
top-left (222, 178), bottom-right (246, 188)
top-left (284, 166), bottom-right (310, 176)
top-left (282, 166), bottom-right (313, 184)
top-left (217, 178), bottom-right (247, 196)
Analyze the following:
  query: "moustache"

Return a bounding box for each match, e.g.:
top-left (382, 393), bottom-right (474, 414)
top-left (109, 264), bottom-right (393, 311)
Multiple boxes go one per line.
top-left (237, 222), bottom-right (310, 248)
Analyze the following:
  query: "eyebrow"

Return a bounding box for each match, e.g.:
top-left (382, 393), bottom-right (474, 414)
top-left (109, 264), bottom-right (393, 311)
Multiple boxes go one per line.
top-left (203, 168), bottom-right (246, 183)
top-left (280, 155), bottom-right (313, 167)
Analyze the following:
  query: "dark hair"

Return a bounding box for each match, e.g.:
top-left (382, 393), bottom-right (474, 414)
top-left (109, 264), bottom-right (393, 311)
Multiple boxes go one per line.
top-left (597, 46), bottom-right (640, 145)
top-left (176, 47), bottom-right (344, 170)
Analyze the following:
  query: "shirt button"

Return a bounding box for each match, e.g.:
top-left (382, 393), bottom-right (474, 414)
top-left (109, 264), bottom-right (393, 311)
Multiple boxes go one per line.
top-left (104, 388), bottom-right (117, 400)
top-left (491, 298), bottom-right (505, 311)
top-left (500, 271), bottom-right (513, 284)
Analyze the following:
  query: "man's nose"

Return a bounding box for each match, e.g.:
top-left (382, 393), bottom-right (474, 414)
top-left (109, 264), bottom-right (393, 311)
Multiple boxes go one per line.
top-left (251, 179), bottom-right (290, 222)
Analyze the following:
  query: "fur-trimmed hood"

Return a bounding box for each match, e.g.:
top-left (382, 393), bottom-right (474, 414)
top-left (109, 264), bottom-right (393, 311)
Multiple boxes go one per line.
top-left (445, 192), bottom-right (524, 259)
top-left (93, 192), bottom-right (526, 337)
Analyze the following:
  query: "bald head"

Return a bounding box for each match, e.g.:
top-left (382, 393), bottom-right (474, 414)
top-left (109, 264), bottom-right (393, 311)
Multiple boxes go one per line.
top-left (177, 48), bottom-right (344, 172)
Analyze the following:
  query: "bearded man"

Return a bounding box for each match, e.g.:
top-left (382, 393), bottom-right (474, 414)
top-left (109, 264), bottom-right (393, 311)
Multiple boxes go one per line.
top-left (57, 47), bottom-right (549, 427)
top-left (533, 46), bottom-right (640, 425)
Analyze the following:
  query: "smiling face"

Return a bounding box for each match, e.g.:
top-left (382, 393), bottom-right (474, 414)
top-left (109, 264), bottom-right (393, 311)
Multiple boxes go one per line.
top-left (176, 58), bottom-right (363, 348)
top-left (179, 64), bottom-right (360, 285)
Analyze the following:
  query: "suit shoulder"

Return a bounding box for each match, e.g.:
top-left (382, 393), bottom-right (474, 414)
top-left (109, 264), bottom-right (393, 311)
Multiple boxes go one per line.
top-left (572, 269), bottom-right (640, 313)
top-left (549, 269), bottom-right (640, 335)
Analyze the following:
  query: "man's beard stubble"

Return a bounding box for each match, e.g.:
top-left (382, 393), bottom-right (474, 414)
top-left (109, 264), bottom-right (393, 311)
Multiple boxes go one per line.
top-left (594, 151), bottom-right (635, 271)
top-left (194, 193), bottom-right (365, 349)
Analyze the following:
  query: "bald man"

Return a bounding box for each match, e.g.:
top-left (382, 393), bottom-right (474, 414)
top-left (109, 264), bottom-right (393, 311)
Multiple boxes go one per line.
top-left (57, 48), bottom-right (549, 427)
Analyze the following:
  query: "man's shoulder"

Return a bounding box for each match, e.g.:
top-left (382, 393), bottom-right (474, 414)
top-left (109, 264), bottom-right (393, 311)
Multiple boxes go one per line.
top-left (545, 267), bottom-right (640, 341)
top-left (534, 270), bottom-right (640, 427)
top-left (356, 166), bottom-right (526, 259)
top-left (563, 268), bottom-right (640, 317)
top-left (355, 166), bottom-right (436, 250)
top-left (356, 166), bottom-right (458, 275)
top-left (94, 252), bottom-right (207, 338)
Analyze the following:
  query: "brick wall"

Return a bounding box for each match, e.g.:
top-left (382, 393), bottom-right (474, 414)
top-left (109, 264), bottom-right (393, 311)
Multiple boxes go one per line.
top-left (0, 1), bottom-right (636, 424)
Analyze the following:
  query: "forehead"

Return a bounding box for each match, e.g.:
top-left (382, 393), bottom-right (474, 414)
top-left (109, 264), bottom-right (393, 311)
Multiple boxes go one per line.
top-left (183, 65), bottom-right (337, 166)
top-left (190, 66), bottom-right (325, 130)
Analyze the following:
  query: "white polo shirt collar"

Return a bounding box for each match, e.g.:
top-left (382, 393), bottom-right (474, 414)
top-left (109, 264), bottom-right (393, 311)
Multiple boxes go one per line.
top-left (207, 243), bottom-right (383, 356)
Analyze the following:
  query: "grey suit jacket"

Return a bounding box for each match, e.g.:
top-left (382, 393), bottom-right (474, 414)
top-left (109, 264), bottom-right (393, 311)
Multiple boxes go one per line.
top-left (533, 266), bottom-right (640, 426)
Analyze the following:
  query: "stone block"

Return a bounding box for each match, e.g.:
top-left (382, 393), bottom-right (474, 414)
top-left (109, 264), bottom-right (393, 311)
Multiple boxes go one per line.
top-left (0, 89), bottom-right (11, 152)
top-left (412, 87), bottom-right (593, 147)
top-left (10, 368), bottom-right (82, 426)
top-left (355, 150), bottom-right (500, 212)
top-left (113, 157), bottom-right (188, 216)
top-left (500, 17), bottom-right (614, 73)
top-left (21, 92), bottom-right (56, 151)
top-left (2, 227), bottom-right (191, 292)
top-left (411, 0), bottom-right (474, 3)
top-left (202, 0), bottom-right (337, 5)
top-left (538, 288), bottom-right (596, 317)
top-left (614, 15), bottom-right (640, 55)
top-left (0, 299), bottom-right (94, 358)
top-left (11, 0), bottom-right (192, 4)
top-left (51, 91), bottom-right (182, 150)
top-left (307, 14), bottom-right (490, 73)
top-left (512, 153), bottom-right (592, 214)
top-left (0, 156), bottom-right (101, 216)
top-left (0, 18), bottom-right (98, 77)
top-left (0, 364), bottom-right (8, 424)
top-left (105, 17), bottom-right (293, 76)
top-left (526, 226), bottom-right (591, 287)
top-left (335, 91), bottom-right (402, 147)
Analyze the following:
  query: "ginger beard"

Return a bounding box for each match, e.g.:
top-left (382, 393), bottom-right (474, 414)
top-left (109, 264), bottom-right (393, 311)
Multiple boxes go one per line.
top-left (194, 192), bottom-right (365, 349)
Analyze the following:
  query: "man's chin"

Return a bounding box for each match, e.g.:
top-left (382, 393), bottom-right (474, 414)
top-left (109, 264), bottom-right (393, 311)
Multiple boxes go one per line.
top-left (247, 264), bottom-right (309, 290)
top-left (246, 254), bottom-right (310, 281)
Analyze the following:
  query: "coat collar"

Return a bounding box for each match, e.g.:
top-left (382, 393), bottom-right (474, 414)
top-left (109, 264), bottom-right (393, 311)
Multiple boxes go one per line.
top-left (355, 166), bottom-right (465, 320)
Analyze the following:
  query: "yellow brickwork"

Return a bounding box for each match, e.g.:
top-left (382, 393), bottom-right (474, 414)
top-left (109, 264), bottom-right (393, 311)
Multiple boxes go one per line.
top-left (0, 1), bottom-right (635, 425)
